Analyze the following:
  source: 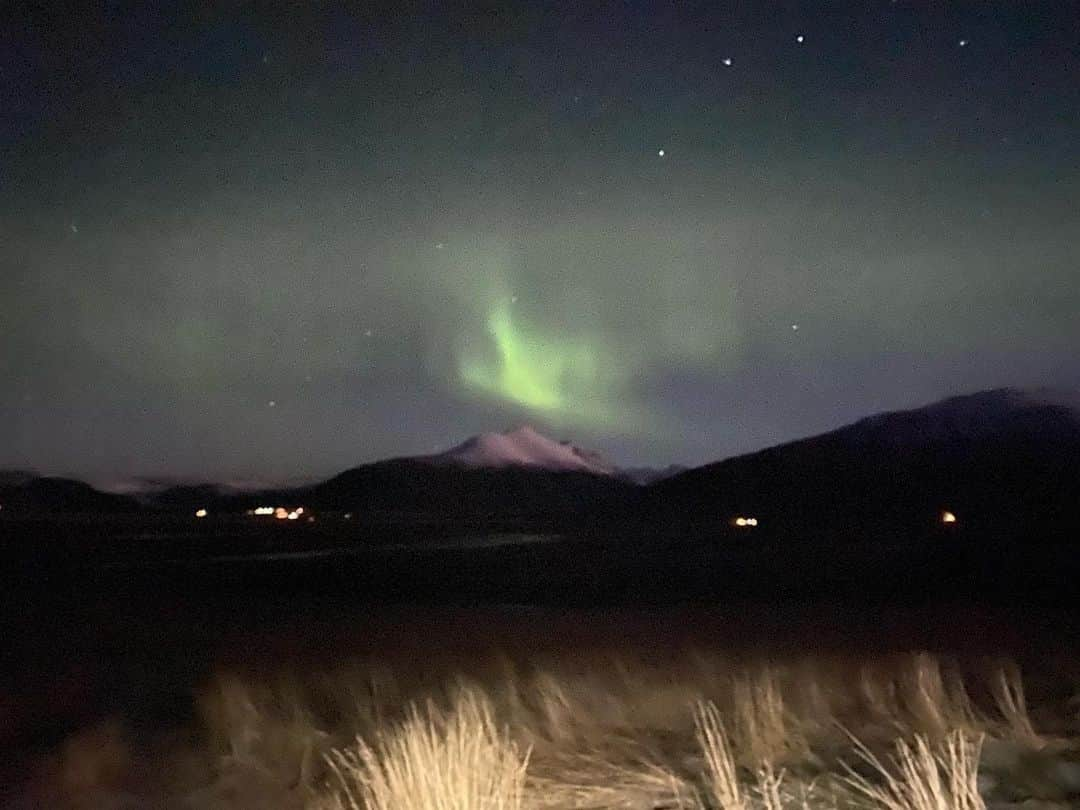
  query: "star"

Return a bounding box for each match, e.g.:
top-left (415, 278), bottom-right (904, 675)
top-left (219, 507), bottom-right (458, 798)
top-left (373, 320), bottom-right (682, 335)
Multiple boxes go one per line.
top-left (510, 296), bottom-right (518, 303)
top-left (69, 224), bottom-right (78, 234)
top-left (268, 400), bottom-right (276, 408)
top-left (959, 39), bottom-right (969, 47)
top-left (435, 242), bottom-right (445, 249)
top-left (657, 148), bottom-right (665, 157)
top-left (364, 329), bottom-right (373, 337)
top-left (722, 58), bottom-right (732, 67)
top-left (796, 35), bottom-right (804, 43)
top-left (792, 324), bottom-right (800, 331)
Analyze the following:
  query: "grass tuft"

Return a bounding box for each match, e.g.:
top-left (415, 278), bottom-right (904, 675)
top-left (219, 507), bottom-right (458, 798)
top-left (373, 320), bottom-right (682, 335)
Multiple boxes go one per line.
top-left (316, 689), bottom-right (530, 810)
top-left (842, 730), bottom-right (985, 810)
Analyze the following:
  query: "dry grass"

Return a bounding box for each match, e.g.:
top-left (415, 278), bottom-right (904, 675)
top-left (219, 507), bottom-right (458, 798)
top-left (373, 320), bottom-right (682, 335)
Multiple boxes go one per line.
top-left (989, 664), bottom-right (1040, 745)
top-left (843, 731), bottom-right (985, 810)
top-left (190, 651), bottom-right (1052, 809)
top-left (695, 700), bottom-right (746, 809)
top-left (16, 647), bottom-right (1075, 809)
top-left (694, 700), bottom-right (837, 810)
top-left (529, 757), bottom-right (694, 809)
top-left (316, 690), bottom-right (529, 810)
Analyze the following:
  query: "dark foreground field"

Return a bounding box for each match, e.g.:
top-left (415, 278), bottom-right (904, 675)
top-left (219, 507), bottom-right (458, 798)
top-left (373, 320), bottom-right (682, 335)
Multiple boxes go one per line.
top-left (3, 518), bottom-right (1080, 808)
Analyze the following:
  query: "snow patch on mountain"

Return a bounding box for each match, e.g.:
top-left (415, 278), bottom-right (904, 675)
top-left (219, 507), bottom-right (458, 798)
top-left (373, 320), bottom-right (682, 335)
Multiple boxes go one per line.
top-left (427, 426), bottom-right (617, 476)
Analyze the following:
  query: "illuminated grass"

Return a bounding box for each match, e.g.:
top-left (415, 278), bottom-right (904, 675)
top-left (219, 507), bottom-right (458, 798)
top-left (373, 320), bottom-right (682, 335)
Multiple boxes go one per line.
top-left (28, 651), bottom-right (1067, 809)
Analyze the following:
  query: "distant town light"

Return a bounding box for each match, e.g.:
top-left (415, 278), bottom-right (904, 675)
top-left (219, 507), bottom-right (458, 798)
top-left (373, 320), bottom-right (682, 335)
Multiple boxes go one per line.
top-left (195, 508), bottom-right (208, 518)
top-left (942, 511), bottom-right (957, 524)
top-left (287, 511), bottom-right (300, 520)
top-left (253, 506), bottom-right (275, 516)
top-left (733, 516), bottom-right (758, 528)
top-left (275, 507), bottom-right (289, 520)
top-left (295, 507), bottom-right (304, 515)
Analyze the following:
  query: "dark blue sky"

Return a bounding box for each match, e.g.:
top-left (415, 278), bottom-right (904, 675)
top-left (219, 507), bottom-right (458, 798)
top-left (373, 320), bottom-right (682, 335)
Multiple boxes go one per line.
top-left (3, 2), bottom-right (1079, 485)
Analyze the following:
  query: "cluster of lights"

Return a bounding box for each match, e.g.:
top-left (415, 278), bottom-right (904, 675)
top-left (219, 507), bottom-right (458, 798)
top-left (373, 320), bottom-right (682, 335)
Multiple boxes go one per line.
top-left (247, 506), bottom-right (308, 521)
top-left (733, 516), bottom-right (759, 527)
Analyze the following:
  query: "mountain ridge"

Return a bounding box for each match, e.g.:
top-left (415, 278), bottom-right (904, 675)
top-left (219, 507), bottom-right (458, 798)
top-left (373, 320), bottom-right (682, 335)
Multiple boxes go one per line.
top-left (648, 386), bottom-right (1080, 538)
top-left (4, 387), bottom-right (1078, 532)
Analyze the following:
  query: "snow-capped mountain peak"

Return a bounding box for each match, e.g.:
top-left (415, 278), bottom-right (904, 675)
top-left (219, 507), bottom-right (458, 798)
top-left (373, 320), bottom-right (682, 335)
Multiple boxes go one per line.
top-left (427, 426), bottom-right (616, 475)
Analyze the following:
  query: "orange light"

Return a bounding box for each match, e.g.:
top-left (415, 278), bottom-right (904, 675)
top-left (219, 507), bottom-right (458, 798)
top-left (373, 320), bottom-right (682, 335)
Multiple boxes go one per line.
top-left (274, 507), bottom-right (289, 520)
top-left (733, 516), bottom-right (758, 528)
top-left (942, 511), bottom-right (957, 524)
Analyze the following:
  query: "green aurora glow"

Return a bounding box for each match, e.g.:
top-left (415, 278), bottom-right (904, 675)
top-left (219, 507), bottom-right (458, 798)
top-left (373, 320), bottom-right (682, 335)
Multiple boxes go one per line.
top-left (458, 300), bottom-right (639, 430)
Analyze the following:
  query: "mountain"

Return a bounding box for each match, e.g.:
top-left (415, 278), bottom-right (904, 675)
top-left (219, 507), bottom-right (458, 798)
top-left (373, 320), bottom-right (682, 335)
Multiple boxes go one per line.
top-left (835, 388), bottom-right (1080, 448)
top-left (424, 426), bottom-right (685, 484)
top-left (647, 388), bottom-right (1080, 539)
top-left (0, 475), bottom-right (143, 515)
top-left (14, 391), bottom-right (1078, 534)
top-left (121, 426), bottom-right (632, 521)
top-left (425, 426), bottom-right (617, 475)
top-left (298, 427), bottom-right (632, 522)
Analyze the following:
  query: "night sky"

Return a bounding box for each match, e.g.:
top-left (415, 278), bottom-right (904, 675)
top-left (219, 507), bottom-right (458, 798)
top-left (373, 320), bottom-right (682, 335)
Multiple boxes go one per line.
top-left (3, 3), bottom-right (1079, 486)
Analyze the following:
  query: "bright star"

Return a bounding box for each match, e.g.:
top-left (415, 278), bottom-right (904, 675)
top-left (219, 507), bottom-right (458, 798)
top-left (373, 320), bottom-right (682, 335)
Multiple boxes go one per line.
top-left (722, 58), bottom-right (732, 66)
top-left (959, 39), bottom-right (968, 47)
top-left (796, 35), bottom-right (804, 43)
top-left (657, 148), bottom-right (665, 157)
top-left (268, 400), bottom-right (276, 408)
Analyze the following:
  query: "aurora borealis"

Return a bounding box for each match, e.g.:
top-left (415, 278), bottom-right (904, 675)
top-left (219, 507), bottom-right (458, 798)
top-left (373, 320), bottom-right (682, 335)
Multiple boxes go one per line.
top-left (460, 300), bottom-right (605, 419)
top-left (3, 3), bottom-right (1079, 485)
